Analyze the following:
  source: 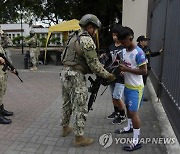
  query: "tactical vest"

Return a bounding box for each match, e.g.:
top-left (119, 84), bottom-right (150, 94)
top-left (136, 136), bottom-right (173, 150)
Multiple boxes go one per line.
top-left (61, 31), bottom-right (92, 74)
top-left (29, 36), bottom-right (37, 48)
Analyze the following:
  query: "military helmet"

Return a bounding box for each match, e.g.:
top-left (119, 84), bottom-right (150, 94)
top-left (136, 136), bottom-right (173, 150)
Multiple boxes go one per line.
top-left (30, 30), bottom-right (35, 34)
top-left (79, 14), bottom-right (102, 28)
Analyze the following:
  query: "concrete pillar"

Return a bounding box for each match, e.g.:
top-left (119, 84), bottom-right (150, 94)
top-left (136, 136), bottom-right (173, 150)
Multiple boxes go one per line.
top-left (122, 0), bottom-right (149, 41)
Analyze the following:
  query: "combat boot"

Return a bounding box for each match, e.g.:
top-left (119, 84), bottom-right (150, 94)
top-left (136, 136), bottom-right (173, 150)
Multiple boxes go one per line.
top-left (0, 104), bottom-right (13, 116)
top-left (74, 136), bottom-right (94, 147)
top-left (30, 66), bottom-right (37, 71)
top-left (0, 111), bottom-right (11, 124)
top-left (61, 125), bottom-right (72, 137)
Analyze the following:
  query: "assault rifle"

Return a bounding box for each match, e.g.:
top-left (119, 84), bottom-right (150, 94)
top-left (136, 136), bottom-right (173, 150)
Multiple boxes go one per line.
top-left (0, 53), bottom-right (23, 82)
top-left (87, 53), bottom-right (123, 111)
top-left (88, 76), bottom-right (101, 111)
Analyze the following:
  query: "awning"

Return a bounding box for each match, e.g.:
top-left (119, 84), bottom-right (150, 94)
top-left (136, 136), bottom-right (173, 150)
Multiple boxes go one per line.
top-left (44, 19), bottom-right (81, 63)
top-left (44, 19), bottom-right (100, 64)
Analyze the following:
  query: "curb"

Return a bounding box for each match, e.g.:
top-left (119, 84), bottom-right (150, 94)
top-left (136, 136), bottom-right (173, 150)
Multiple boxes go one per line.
top-left (146, 77), bottom-right (180, 154)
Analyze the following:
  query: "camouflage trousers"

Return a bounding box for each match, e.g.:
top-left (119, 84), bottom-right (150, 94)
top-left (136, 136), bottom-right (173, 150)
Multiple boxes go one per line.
top-left (30, 48), bottom-right (38, 67)
top-left (0, 73), bottom-right (7, 106)
top-left (60, 67), bottom-right (88, 136)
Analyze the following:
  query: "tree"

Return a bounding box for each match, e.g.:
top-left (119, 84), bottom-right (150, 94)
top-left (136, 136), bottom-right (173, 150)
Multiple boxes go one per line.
top-left (0, 0), bottom-right (123, 48)
top-left (0, 0), bottom-right (41, 24)
top-left (1, 0), bottom-right (122, 26)
top-left (41, 0), bottom-right (123, 47)
top-left (0, 0), bottom-right (19, 23)
top-left (38, 0), bottom-right (123, 48)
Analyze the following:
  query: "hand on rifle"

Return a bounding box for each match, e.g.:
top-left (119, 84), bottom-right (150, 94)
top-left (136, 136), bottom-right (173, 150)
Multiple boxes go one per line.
top-left (107, 73), bottom-right (116, 82)
top-left (11, 69), bottom-right (17, 74)
top-left (0, 57), bottom-right (5, 65)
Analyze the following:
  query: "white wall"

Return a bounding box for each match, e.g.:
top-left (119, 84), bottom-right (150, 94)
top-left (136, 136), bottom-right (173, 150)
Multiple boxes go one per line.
top-left (122, 0), bottom-right (149, 41)
top-left (0, 23), bottom-right (63, 45)
top-left (0, 24), bottom-right (50, 37)
top-left (0, 23), bottom-right (30, 38)
top-left (32, 27), bottom-right (48, 34)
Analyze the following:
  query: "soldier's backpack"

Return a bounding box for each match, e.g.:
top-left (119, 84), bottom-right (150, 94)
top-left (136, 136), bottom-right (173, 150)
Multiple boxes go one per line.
top-left (61, 31), bottom-right (88, 66)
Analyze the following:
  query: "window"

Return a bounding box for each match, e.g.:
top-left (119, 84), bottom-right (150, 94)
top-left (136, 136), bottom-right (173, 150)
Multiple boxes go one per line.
top-left (8, 34), bottom-right (11, 39)
top-left (41, 33), bottom-right (45, 38)
top-left (56, 33), bottom-right (60, 38)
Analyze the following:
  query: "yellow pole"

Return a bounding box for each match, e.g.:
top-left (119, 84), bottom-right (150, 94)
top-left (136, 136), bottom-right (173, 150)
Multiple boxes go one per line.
top-left (44, 32), bottom-right (51, 64)
top-left (96, 31), bottom-right (100, 51)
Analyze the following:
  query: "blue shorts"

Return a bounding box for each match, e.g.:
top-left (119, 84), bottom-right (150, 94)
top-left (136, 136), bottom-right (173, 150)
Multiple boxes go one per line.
top-left (110, 83), bottom-right (124, 99)
top-left (124, 87), bottom-right (144, 112)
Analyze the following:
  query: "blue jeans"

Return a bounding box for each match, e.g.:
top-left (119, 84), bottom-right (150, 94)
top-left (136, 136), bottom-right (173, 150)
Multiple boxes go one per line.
top-left (110, 82), bottom-right (125, 99)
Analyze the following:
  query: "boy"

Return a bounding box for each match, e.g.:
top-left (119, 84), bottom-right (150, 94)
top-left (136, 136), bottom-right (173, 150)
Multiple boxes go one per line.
top-left (105, 24), bottom-right (126, 124)
top-left (115, 27), bottom-right (147, 151)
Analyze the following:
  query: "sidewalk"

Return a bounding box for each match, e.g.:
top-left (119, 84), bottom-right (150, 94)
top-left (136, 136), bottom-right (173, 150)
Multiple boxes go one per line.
top-left (0, 51), bottom-right (177, 154)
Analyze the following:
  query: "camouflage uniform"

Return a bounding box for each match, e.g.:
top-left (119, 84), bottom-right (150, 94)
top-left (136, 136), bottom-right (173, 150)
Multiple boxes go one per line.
top-left (0, 44), bottom-right (7, 106)
top-left (1, 34), bottom-right (13, 63)
top-left (60, 30), bottom-right (111, 136)
top-left (26, 35), bottom-right (39, 67)
top-left (0, 28), bottom-right (13, 124)
top-left (61, 67), bottom-right (88, 136)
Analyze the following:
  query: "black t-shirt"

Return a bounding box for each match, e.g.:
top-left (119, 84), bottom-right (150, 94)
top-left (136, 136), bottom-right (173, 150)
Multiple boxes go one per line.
top-left (106, 43), bottom-right (124, 84)
top-left (138, 44), bottom-right (160, 69)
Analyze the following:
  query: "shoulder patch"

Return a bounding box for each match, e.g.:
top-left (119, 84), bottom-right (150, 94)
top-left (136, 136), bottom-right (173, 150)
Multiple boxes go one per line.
top-left (80, 36), bottom-right (96, 51)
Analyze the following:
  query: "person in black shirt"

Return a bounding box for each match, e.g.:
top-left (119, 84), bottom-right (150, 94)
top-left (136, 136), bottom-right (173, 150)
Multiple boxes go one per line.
top-left (137, 35), bottom-right (163, 101)
top-left (103, 25), bottom-right (126, 124)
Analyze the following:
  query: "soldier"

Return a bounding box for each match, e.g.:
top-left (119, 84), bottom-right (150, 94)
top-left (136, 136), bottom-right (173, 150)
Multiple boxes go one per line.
top-left (25, 30), bottom-right (39, 71)
top-left (137, 35), bottom-right (163, 101)
top-left (60, 14), bottom-right (116, 147)
top-left (0, 30), bottom-right (14, 124)
top-left (1, 32), bottom-right (13, 63)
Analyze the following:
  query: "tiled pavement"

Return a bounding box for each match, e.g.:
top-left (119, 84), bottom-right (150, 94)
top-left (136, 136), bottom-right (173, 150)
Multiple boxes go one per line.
top-left (0, 50), bottom-right (174, 153)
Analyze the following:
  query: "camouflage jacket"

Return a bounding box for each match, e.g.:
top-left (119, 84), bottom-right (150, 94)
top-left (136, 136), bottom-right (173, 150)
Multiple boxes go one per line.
top-left (1, 36), bottom-right (13, 48)
top-left (63, 30), bottom-right (111, 79)
top-left (0, 44), bottom-right (6, 74)
top-left (26, 35), bottom-right (40, 48)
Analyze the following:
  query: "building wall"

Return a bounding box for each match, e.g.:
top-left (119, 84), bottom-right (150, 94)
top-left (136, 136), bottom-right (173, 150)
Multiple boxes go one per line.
top-left (0, 23), bottom-right (50, 39)
top-left (0, 23), bottom-right (30, 39)
top-left (0, 23), bottom-right (63, 45)
top-left (31, 27), bottom-right (48, 39)
top-left (122, 0), bottom-right (149, 41)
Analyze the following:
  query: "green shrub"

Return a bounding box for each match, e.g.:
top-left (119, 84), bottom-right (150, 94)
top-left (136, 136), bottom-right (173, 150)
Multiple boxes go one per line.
top-left (39, 37), bottom-right (47, 47)
top-left (50, 37), bottom-right (61, 44)
top-left (12, 36), bottom-right (24, 45)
